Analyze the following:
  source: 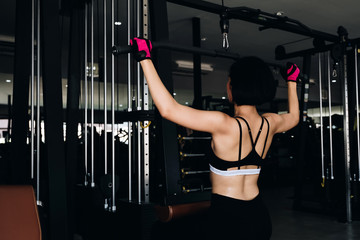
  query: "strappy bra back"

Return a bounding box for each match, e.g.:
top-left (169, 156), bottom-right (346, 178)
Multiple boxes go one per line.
top-left (209, 116), bottom-right (270, 176)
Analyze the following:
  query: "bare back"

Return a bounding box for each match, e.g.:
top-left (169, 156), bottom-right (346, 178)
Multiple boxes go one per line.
top-left (210, 112), bottom-right (275, 200)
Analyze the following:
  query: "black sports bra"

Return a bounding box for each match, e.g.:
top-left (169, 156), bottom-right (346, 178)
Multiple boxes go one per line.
top-left (209, 116), bottom-right (270, 172)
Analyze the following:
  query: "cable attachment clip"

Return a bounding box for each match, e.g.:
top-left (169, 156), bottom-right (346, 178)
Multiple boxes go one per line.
top-left (220, 11), bottom-right (230, 50)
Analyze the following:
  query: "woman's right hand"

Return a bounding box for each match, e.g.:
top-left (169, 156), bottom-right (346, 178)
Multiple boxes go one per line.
top-left (130, 37), bottom-right (153, 62)
top-left (284, 62), bottom-right (300, 82)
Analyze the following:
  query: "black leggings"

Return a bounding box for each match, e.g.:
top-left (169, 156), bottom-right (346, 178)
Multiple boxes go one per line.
top-left (205, 193), bottom-right (272, 240)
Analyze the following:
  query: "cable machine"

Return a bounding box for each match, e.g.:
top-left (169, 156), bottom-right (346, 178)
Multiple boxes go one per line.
top-left (147, 0), bottom-right (360, 224)
top-left (8, 0), bottom-right (360, 239)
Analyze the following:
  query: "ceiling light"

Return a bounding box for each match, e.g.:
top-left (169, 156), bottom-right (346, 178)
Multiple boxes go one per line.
top-left (115, 22), bottom-right (122, 26)
top-left (222, 96), bottom-right (226, 99)
top-left (5, 79), bottom-right (11, 83)
top-left (173, 92), bottom-right (177, 96)
top-left (175, 60), bottom-right (214, 72)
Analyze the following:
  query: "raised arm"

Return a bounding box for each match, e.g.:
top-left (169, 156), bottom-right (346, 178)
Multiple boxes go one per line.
top-left (131, 38), bottom-right (229, 134)
top-left (263, 63), bottom-right (300, 133)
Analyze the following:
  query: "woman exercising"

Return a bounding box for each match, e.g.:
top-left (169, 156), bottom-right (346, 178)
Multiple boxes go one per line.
top-left (130, 37), bottom-right (299, 239)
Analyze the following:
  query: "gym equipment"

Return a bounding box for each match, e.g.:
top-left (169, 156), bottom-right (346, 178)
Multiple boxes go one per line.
top-left (127, 0), bottom-right (133, 202)
top-left (83, 1), bottom-right (89, 187)
top-left (11, 1), bottom-right (360, 239)
top-left (355, 45), bottom-right (360, 181)
top-left (155, 201), bottom-right (210, 222)
top-left (327, 52), bottom-right (334, 180)
top-left (90, 0), bottom-right (95, 188)
top-left (30, 0), bottom-right (42, 207)
top-left (319, 53), bottom-right (325, 182)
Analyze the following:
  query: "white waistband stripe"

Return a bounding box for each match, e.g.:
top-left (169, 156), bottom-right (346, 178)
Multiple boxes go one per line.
top-left (209, 164), bottom-right (260, 176)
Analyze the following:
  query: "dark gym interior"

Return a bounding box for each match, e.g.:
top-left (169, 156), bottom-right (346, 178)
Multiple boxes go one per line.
top-left (0, 0), bottom-right (360, 239)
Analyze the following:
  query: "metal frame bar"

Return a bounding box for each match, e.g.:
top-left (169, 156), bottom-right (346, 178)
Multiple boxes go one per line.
top-left (192, 17), bottom-right (202, 109)
top-left (84, 2), bottom-right (89, 187)
top-left (111, 0), bottom-right (116, 212)
top-left (166, 0), bottom-right (338, 43)
top-left (276, 43), bottom-right (333, 61)
top-left (104, 0), bottom-right (108, 176)
top-left (136, 0), bottom-right (142, 203)
top-left (103, 0), bottom-right (109, 210)
top-left (342, 49), bottom-right (352, 223)
top-left (36, 0), bottom-right (41, 205)
top-left (327, 52), bottom-right (334, 179)
top-left (31, 0), bottom-right (35, 180)
top-left (319, 54), bottom-right (325, 180)
top-left (12, 0), bottom-right (33, 185)
top-left (143, 0), bottom-right (150, 203)
top-left (90, 0), bottom-right (95, 188)
top-left (40, 0), bottom-right (69, 236)
top-left (355, 45), bottom-right (360, 181)
top-left (127, 0), bottom-right (133, 202)
top-left (149, 0), bottom-right (182, 205)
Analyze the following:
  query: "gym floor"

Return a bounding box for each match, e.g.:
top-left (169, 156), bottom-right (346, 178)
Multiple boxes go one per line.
top-left (71, 184), bottom-right (360, 240)
top-left (264, 187), bottom-right (360, 240)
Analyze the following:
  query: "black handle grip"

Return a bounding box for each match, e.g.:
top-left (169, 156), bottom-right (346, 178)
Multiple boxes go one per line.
top-left (112, 45), bottom-right (132, 55)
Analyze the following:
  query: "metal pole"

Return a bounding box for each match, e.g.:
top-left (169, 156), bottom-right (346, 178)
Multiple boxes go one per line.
top-left (327, 52), bottom-right (334, 179)
top-left (104, 0), bottom-right (108, 176)
top-left (136, 0), bottom-right (141, 110)
top-left (36, 0), bottom-right (41, 206)
top-left (319, 53), bottom-right (325, 180)
top-left (103, 0), bottom-right (109, 210)
top-left (127, 0), bottom-right (133, 202)
top-left (84, 2), bottom-right (89, 187)
top-left (136, 0), bottom-right (142, 203)
top-left (90, 0), bottom-right (95, 188)
top-left (31, 0), bottom-right (35, 180)
top-left (355, 45), bottom-right (360, 181)
top-left (343, 52), bottom-right (352, 223)
top-left (111, 0), bottom-right (116, 212)
top-left (143, 0), bottom-right (150, 203)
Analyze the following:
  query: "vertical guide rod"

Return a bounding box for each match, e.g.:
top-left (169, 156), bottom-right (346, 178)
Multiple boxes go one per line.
top-left (111, 0), bottom-right (116, 212)
top-left (127, 0), bottom-right (133, 201)
top-left (343, 51), bottom-right (352, 223)
top-left (136, 0), bottom-right (141, 110)
top-left (90, 0), bottom-right (95, 187)
top-left (103, 0), bottom-right (108, 210)
top-left (327, 52), bottom-right (334, 179)
top-left (36, 0), bottom-right (41, 206)
top-left (136, 0), bottom-right (142, 203)
top-left (319, 53), bottom-right (325, 180)
top-left (104, 0), bottom-right (108, 176)
top-left (31, 0), bottom-right (35, 180)
top-left (84, 2), bottom-right (89, 186)
top-left (355, 45), bottom-right (360, 181)
top-left (143, 0), bottom-right (150, 203)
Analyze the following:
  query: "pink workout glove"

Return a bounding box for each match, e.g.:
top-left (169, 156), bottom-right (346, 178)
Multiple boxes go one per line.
top-left (130, 37), bottom-right (152, 62)
top-left (283, 62), bottom-right (300, 82)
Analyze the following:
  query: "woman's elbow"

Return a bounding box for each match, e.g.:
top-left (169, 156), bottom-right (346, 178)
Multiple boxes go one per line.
top-left (160, 109), bottom-right (170, 120)
top-left (292, 113), bottom-right (300, 127)
top-left (158, 105), bottom-right (173, 120)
